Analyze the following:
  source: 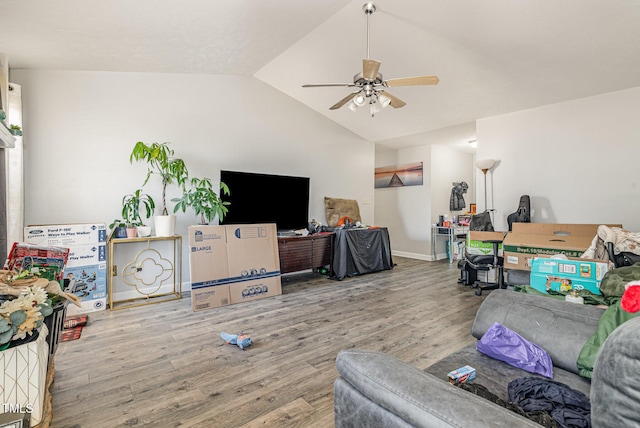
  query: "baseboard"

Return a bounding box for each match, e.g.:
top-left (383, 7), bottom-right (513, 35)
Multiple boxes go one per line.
top-left (392, 250), bottom-right (434, 261)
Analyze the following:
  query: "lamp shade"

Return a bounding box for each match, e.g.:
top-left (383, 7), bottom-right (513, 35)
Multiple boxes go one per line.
top-left (476, 159), bottom-right (496, 171)
top-left (377, 93), bottom-right (391, 108)
top-left (353, 93), bottom-right (366, 107)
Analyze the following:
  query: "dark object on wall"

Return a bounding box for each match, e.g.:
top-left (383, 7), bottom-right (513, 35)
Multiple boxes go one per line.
top-left (449, 181), bottom-right (468, 212)
top-left (220, 170), bottom-right (310, 232)
top-left (507, 195), bottom-right (531, 231)
top-left (469, 211), bottom-right (494, 232)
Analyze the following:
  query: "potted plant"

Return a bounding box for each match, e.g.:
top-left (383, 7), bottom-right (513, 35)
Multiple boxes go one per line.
top-left (121, 189), bottom-right (155, 237)
top-left (129, 142), bottom-right (189, 236)
top-left (172, 177), bottom-right (230, 225)
top-left (108, 219), bottom-right (128, 239)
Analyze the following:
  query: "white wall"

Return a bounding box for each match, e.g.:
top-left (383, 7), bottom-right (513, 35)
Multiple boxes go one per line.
top-left (12, 69), bottom-right (374, 284)
top-left (375, 143), bottom-right (475, 260)
top-left (477, 86), bottom-right (640, 232)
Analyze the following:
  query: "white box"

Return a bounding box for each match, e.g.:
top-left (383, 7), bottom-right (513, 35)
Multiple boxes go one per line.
top-left (0, 325), bottom-right (49, 427)
top-left (24, 223), bottom-right (106, 246)
top-left (62, 263), bottom-right (107, 315)
top-left (66, 244), bottom-right (107, 268)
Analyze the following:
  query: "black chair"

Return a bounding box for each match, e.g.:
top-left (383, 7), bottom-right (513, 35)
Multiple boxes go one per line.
top-left (507, 195), bottom-right (531, 231)
top-left (458, 212), bottom-right (505, 295)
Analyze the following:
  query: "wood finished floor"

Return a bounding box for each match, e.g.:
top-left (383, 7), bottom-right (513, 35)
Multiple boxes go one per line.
top-left (50, 257), bottom-right (486, 428)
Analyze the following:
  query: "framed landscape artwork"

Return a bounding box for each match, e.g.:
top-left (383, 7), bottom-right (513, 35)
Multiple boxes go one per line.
top-left (375, 162), bottom-right (423, 188)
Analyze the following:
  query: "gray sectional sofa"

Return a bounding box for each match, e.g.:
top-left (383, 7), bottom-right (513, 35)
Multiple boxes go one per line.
top-left (334, 289), bottom-right (640, 427)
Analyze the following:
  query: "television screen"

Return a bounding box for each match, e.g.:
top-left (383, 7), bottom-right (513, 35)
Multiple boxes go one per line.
top-left (220, 170), bottom-right (310, 232)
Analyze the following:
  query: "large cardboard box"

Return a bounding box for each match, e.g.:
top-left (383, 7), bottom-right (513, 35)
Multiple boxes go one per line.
top-left (502, 223), bottom-right (621, 271)
top-left (23, 223), bottom-right (108, 315)
top-left (229, 277), bottom-right (282, 304)
top-left (530, 257), bottom-right (609, 295)
top-left (188, 224), bottom-right (281, 312)
top-left (465, 231), bottom-right (506, 256)
top-left (24, 223), bottom-right (106, 246)
top-left (63, 262), bottom-right (108, 315)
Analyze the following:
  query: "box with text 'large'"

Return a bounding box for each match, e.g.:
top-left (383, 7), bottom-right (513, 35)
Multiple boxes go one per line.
top-left (188, 224), bottom-right (281, 312)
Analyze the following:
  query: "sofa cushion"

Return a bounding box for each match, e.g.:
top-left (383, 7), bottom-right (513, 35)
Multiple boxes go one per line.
top-left (591, 316), bottom-right (640, 427)
top-left (425, 343), bottom-right (591, 402)
top-left (471, 290), bottom-right (604, 374)
top-left (336, 349), bottom-right (542, 427)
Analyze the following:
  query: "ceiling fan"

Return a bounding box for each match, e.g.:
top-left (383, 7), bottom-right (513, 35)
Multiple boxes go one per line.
top-left (302, 2), bottom-right (439, 116)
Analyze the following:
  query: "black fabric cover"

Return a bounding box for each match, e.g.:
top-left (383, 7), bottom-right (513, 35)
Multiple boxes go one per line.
top-left (331, 228), bottom-right (393, 280)
top-left (508, 377), bottom-right (591, 428)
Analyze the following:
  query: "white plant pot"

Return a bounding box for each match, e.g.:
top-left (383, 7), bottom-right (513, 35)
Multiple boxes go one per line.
top-left (136, 226), bottom-right (152, 237)
top-left (154, 215), bottom-right (176, 237)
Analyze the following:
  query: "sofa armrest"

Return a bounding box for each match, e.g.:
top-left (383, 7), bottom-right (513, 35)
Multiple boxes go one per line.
top-left (335, 349), bottom-right (541, 428)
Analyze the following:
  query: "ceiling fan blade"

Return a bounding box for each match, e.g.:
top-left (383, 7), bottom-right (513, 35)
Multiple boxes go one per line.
top-left (330, 92), bottom-right (358, 110)
top-left (381, 91), bottom-right (406, 108)
top-left (302, 83), bottom-right (355, 88)
top-left (362, 59), bottom-right (381, 80)
top-left (385, 75), bottom-right (440, 87)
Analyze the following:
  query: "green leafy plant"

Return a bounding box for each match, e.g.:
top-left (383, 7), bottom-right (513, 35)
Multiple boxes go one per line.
top-left (8, 124), bottom-right (22, 136)
top-left (129, 142), bottom-right (189, 215)
top-left (173, 177), bottom-right (230, 225)
top-left (109, 219), bottom-right (126, 230)
top-left (121, 189), bottom-right (155, 227)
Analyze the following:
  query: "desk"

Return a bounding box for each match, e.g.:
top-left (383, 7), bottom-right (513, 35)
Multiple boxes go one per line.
top-left (331, 227), bottom-right (393, 280)
top-left (431, 225), bottom-right (468, 263)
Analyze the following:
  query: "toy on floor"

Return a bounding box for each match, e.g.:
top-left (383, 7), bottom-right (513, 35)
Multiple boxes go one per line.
top-left (221, 331), bottom-right (252, 350)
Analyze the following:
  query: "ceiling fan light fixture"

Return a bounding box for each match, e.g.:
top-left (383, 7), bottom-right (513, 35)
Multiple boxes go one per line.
top-left (353, 93), bottom-right (366, 106)
top-left (346, 100), bottom-right (358, 112)
top-left (370, 100), bottom-right (381, 116)
top-left (377, 92), bottom-right (391, 108)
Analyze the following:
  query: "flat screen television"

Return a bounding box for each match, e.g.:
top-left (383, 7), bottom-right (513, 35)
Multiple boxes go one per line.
top-left (220, 170), bottom-right (310, 232)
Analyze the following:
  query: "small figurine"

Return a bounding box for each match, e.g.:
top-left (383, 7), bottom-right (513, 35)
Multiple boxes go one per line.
top-left (221, 331), bottom-right (252, 350)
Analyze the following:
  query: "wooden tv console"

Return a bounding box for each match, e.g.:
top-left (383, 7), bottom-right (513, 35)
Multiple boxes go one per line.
top-left (277, 233), bottom-right (334, 274)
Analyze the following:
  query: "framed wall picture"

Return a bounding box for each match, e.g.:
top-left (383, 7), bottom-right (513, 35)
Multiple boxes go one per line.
top-left (375, 162), bottom-right (423, 188)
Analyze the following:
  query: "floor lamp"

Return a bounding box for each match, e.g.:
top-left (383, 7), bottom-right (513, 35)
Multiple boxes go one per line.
top-left (476, 159), bottom-right (495, 211)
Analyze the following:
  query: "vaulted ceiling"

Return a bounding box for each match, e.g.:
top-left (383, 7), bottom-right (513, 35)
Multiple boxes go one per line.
top-left (2, 0), bottom-right (640, 150)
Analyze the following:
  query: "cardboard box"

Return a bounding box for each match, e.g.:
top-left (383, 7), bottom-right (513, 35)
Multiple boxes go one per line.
top-left (0, 325), bottom-right (49, 427)
top-left (228, 277), bottom-right (282, 304)
top-left (66, 244), bottom-right (107, 268)
top-left (188, 227), bottom-right (229, 287)
top-left (529, 257), bottom-right (609, 295)
top-left (502, 223), bottom-right (621, 271)
top-left (63, 262), bottom-right (108, 315)
top-left (447, 365), bottom-right (476, 385)
top-left (466, 231), bottom-right (506, 256)
top-left (188, 224), bottom-right (281, 312)
top-left (22, 224), bottom-right (108, 315)
top-left (24, 223), bottom-right (107, 246)
top-left (191, 284), bottom-right (230, 311)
